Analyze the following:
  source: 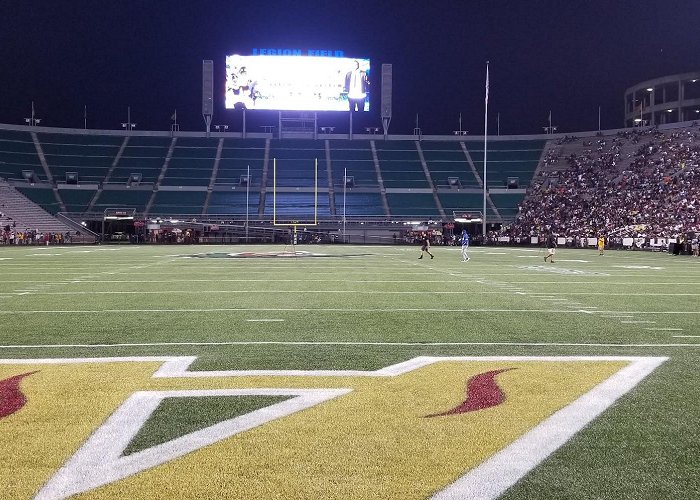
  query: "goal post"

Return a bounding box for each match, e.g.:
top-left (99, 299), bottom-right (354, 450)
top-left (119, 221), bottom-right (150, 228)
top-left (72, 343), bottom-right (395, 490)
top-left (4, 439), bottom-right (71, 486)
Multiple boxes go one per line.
top-left (272, 157), bottom-right (318, 227)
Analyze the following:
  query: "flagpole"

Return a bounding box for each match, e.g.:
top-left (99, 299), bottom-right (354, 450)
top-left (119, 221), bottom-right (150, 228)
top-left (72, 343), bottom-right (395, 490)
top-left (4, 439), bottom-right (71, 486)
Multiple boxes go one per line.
top-left (482, 61), bottom-right (489, 238)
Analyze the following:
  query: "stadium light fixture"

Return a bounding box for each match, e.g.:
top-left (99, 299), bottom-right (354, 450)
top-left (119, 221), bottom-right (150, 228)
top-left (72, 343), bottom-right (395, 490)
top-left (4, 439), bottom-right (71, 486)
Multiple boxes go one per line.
top-left (121, 106), bottom-right (136, 131)
top-left (646, 88), bottom-right (653, 92)
top-left (667, 109), bottom-right (673, 112)
top-left (214, 125), bottom-right (229, 132)
top-left (24, 101), bottom-right (41, 126)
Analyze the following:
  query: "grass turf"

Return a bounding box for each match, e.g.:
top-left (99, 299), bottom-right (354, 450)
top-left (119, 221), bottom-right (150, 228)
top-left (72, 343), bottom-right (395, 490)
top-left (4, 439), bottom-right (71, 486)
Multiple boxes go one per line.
top-left (1, 243), bottom-right (698, 498)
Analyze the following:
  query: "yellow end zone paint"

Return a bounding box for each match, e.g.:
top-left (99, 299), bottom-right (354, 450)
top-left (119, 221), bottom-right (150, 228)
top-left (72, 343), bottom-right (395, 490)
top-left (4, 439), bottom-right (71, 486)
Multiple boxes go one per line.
top-left (0, 359), bottom-right (634, 499)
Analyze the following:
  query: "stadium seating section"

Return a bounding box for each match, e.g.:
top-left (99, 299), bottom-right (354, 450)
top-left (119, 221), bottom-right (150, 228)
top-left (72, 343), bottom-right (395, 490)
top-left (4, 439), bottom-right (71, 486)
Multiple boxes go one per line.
top-left (0, 129), bottom-right (549, 220)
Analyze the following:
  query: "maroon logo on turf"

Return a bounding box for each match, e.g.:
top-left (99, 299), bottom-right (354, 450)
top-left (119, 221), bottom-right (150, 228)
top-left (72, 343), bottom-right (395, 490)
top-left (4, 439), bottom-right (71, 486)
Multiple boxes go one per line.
top-left (426, 368), bottom-right (514, 417)
top-left (0, 371), bottom-right (37, 419)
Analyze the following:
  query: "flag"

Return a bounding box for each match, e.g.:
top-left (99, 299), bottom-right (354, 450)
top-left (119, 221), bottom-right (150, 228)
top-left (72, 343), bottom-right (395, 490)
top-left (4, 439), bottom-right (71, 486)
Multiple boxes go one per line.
top-left (171, 110), bottom-right (177, 122)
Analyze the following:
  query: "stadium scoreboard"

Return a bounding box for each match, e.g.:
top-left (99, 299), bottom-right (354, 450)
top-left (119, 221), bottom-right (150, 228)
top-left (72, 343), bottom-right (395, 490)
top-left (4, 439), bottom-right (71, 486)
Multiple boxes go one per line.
top-left (225, 50), bottom-right (370, 112)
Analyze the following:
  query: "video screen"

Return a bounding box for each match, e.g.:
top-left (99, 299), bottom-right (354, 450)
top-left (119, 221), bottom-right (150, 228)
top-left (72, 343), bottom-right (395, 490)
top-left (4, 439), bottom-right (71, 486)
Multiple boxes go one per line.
top-left (225, 54), bottom-right (370, 112)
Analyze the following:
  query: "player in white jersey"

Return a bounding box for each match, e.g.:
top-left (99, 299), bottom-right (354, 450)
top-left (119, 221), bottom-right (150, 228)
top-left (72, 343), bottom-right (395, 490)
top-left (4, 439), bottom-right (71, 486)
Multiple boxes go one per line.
top-left (460, 230), bottom-right (470, 262)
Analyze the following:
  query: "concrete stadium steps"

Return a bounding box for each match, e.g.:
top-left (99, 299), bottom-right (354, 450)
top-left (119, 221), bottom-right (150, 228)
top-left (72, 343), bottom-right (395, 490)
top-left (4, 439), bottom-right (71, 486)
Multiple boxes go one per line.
top-left (0, 182), bottom-right (75, 233)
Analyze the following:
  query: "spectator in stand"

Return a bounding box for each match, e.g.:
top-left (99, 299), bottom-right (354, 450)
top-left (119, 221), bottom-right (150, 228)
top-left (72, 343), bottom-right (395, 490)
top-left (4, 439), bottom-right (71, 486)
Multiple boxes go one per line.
top-left (509, 125), bottom-right (700, 245)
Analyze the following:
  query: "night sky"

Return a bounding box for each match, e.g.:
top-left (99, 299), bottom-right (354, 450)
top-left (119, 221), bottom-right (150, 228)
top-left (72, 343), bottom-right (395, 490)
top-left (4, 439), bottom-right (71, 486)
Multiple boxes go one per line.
top-left (2, 0), bottom-right (698, 135)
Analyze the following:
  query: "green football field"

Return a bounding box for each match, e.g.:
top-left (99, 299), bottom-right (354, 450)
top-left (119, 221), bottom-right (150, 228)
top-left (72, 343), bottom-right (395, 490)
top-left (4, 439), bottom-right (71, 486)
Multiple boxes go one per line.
top-left (1, 244), bottom-right (699, 499)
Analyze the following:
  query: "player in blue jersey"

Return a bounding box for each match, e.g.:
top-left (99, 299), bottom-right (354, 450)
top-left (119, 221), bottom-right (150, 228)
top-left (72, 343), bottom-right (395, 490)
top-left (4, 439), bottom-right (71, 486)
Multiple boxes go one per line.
top-left (460, 230), bottom-right (470, 262)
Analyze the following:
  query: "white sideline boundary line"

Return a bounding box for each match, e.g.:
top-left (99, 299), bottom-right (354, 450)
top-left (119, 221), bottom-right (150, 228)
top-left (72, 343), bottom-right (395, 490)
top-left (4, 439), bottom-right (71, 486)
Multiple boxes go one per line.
top-left (0, 307), bottom-right (699, 315)
top-left (0, 341), bottom-right (698, 349)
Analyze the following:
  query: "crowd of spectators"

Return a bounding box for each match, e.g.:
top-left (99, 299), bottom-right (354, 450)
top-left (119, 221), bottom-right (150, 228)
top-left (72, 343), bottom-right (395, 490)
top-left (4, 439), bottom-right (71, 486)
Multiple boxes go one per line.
top-left (507, 125), bottom-right (700, 243)
top-left (1, 225), bottom-right (73, 245)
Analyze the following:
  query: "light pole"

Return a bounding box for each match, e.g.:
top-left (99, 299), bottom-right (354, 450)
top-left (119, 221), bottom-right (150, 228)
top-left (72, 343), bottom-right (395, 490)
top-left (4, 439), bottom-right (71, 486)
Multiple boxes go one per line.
top-left (245, 165), bottom-right (250, 242)
top-left (24, 101), bottom-right (41, 126)
top-left (121, 106), bottom-right (136, 131)
top-left (343, 167), bottom-right (347, 243)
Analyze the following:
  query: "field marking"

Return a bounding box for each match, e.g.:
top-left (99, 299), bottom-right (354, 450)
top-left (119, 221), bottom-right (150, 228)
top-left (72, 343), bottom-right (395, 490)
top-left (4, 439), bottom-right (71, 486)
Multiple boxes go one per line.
top-left (0, 341), bottom-right (697, 349)
top-left (0, 353), bottom-right (666, 377)
top-left (36, 387), bottom-right (351, 500)
top-left (3, 278), bottom-right (699, 285)
top-left (645, 328), bottom-right (683, 331)
top-left (672, 335), bottom-right (699, 338)
top-left (433, 356), bottom-right (666, 499)
top-left (0, 290), bottom-right (578, 297)
top-left (1, 307), bottom-right (699, 315)
top-left (0, 354), bottom-right (669, 498)
top-left (245, 319), bottom-right (284, 322)
top-left (620, 321), bottom-right (656, 324)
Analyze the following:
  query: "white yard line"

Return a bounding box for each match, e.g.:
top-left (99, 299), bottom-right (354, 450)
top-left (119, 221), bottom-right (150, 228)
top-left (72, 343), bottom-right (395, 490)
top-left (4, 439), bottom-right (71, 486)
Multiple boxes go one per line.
top-left (0, 307), bottom-right (698, 315)
top-left (0, 290), bottom-right (570, 296)
top-left (0, 341), bottom-right (697, 349)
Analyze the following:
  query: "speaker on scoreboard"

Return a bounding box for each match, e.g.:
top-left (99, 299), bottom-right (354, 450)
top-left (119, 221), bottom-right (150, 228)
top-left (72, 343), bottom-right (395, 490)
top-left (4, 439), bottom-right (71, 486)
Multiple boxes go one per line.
top-left (506, 176), bottom-right (519, 189)
top-left (381, 64), bottom-right (392, 119)
top-left (65, 172), bottom-right (78, 185)
top-left (202, 60), bottom-right (214, 116)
